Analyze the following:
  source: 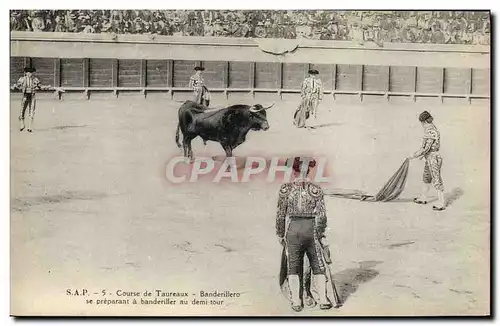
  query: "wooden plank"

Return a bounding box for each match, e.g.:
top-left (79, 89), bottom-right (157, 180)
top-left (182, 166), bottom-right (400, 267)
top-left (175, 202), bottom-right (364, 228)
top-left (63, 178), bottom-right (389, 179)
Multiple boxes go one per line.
top-left (173, 60), bottom-right (197, 87)
top-left (413, 67), bottom-right (417, 92)
top-left (444, 68), bottom-right (469, 94)
top-left (310, 64), bottom-right (334, 91)
top-left (10, 57), bottom-right (25, 85)
top-left (255, 62), bottom-right (279, 89)
top-left (471, 68), bottom-right (490, 95)
top-left (468, 68), bottom-right (473, 94)
top-left (250, 62), bottom-right (256, 89)
top-left (278, 62), bottom-right (283, 91)
top-left (385, 66), bottom-right (391, 100)
top-left (112, 59), bottom-right (118, 88)
top-left (441, 68), bottom-right (445, 93)
top-left (53, 58), bottom-right (61, 87)
top-left (387, 66), bottom-right (391, 92)
top-left (118, 59), bottom-right (141, 87)
top-left (83, 59), bottom-right (89, 87)
top-left (225, 62), bottom-right (230, 88)
top-left (363, 65), bottom-right (389, 92)
top-left (140, 60), bottom-right (147, 88)
top-left (89, 59), bottom-right (113, 87)
top-left (48, 85), bottom-right (492, 99)
top-left (416, 67), bottom-right (442, 94)
top-left (387, 66), bottom-right (414, 93)
top-left (203, 61), bottom-right (226, 89)
top-left (336, 64), bottom-right (359, 91)
top-left (358, 65), bottom-right (364, 91)
top-left (229, 62), bottom-right (252, 88)
top-left (60, 59), bottom-right (84, 87)
top-left (167, 60), bottom-right (173, 88)
top-left (333, 64), bottom-right (337, 90)
top-left (146, 60), bottom-right (168, 87)
top-left (282, 63), bottom-right (307, 90)
top-left (31, 58), bottom-right (55, 85)
top-left (412, 67), bottom-right (417, 102)
top-left (223, 61), bottom-right (230, 98)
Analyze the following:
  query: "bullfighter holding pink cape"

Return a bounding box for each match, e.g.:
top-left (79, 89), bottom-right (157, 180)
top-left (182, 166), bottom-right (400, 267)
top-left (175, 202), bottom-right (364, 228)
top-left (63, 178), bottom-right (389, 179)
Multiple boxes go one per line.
top-left (276, 157), bottom-right (342, 312)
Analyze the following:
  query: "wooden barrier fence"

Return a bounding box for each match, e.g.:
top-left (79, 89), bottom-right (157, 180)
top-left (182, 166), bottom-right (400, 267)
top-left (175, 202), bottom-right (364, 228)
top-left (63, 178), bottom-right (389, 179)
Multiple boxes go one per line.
top-left (10, 32), bottom-right (490, 103)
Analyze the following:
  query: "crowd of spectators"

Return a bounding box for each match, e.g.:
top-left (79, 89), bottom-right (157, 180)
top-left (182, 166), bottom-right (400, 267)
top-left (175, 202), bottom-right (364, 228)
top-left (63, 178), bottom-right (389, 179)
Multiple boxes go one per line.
top-left (10, 10), bottom-right (490, 45)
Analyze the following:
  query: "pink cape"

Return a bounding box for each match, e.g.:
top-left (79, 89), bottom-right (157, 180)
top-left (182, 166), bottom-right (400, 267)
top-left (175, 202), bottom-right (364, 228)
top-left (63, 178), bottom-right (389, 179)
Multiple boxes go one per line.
top-left (279, 242), bottom-right (342, 308)
top-left (325, 159), bottom-right (410, 202)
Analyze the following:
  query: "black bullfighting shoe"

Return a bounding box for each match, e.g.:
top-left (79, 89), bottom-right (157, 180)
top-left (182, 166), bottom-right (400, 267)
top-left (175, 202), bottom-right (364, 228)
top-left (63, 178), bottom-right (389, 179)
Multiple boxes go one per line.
top-left (291, 304), bottom-right (303, 312)
top-left (432, 205), bottom-right (446, 211)
top-left (320, 301), bottom-right (333, 310)
top-left (304, 296), bottom-right (317, 308)
top-left (413, 198), bottom-right (427, 205)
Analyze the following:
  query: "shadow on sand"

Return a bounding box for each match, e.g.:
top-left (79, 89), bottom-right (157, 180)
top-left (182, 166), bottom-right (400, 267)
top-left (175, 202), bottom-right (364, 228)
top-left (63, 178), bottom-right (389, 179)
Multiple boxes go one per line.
top-left (325, 190), bottom-right (416, 204)
top-left (307, 122), bottom-right (343, 129)
top-left (387, 187), bottom-right (464, 206)
top-left (36, 125), bottom-right (89, 132)
top-left (334, 260), bottom-right (381, 304)
top-left (11, 190), bottom-right (108, 211)
top-left (446, 187), bottom-right (464, 207)
top-left (385, 197), bottom-right (420, 203)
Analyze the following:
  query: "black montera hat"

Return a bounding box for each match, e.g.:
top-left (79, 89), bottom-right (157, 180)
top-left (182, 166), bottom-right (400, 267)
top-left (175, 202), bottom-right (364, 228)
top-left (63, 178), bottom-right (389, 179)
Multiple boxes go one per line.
top-left (292, 156), bottom-right (317, 174)
top-left (24, 67), bottom-right (36, 73)
top-left (308, 69), bottom-right (319, 75)
top-left (419, 111), bottom-right (432, 122)
top-left (194, 66), bottom-right (205, 71)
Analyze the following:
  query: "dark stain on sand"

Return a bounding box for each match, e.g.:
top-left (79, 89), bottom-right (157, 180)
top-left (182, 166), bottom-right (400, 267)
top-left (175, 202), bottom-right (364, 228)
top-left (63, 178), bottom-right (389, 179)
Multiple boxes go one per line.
top-left (37, 125), bottom-right (90, 132)
top-left (395, 284), bottom-right (411, 288)
top-left (215, 243), bottom-right (234, 252)
top-left (334, 260), bottom-right (381, 303)
top-left (387, 241), bottom-right (415, 249)
top-left (174, 241), bottom-right (198, 254)
top-left (446, 187), bottom-right (464, 207)
top-left (449, 288), bottom-right (473, 295)
top-left (11, 190), bottom-right (108, 211)
top-left (308, 122), bottom-right (344, 129)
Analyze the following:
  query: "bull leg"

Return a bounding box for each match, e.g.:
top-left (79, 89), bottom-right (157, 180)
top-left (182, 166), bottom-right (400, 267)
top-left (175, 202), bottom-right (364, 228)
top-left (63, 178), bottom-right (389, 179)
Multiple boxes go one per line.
top-left (183, 136), bottom-right (195, 162)
top-left (182, 136), bottom-right (189, 159)
top-left (175, 123), bottom-right (182, 149)
top-left (221, 144), bottom-right (233, 158)
top-left (188, 142), bottom-right (194, 162)
top-left (219, 144), bottom-right (235, 171)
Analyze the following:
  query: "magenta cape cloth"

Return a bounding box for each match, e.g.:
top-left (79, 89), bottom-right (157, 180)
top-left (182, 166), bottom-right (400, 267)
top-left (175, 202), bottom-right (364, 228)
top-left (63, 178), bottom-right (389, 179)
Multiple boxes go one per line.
top-left (324, 159), bottom-right (410, 202)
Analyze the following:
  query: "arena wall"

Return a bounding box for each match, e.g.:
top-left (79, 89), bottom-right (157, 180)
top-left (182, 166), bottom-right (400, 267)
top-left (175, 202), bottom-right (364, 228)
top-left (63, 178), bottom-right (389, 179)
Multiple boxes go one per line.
top-left (10, 31), bottom-right (490, 105)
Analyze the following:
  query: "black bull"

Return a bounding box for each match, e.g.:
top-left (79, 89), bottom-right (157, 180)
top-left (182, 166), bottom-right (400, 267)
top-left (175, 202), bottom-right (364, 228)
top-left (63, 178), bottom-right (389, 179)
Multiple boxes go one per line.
top-left (175, 100), bottom-right (274, 159)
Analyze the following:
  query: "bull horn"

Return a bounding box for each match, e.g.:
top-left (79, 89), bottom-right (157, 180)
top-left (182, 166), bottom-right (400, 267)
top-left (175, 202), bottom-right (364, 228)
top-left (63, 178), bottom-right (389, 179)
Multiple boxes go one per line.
top-left (263, 103), bottom-right (275, 110)
top-left (249, 105), bottom-right (264, 113)
top-left (249, 103), bottom-right (275, 112)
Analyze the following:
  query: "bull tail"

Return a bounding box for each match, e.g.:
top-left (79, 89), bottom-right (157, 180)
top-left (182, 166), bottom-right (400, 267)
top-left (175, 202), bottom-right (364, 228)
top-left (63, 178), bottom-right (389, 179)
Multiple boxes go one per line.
top-left (175, 122), bottom-right (182, 148)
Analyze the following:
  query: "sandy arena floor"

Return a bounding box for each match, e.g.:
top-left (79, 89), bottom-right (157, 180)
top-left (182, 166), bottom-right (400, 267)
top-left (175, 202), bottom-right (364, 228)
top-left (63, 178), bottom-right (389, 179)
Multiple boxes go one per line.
top-left (10, 94), bottom-right (490, 316)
